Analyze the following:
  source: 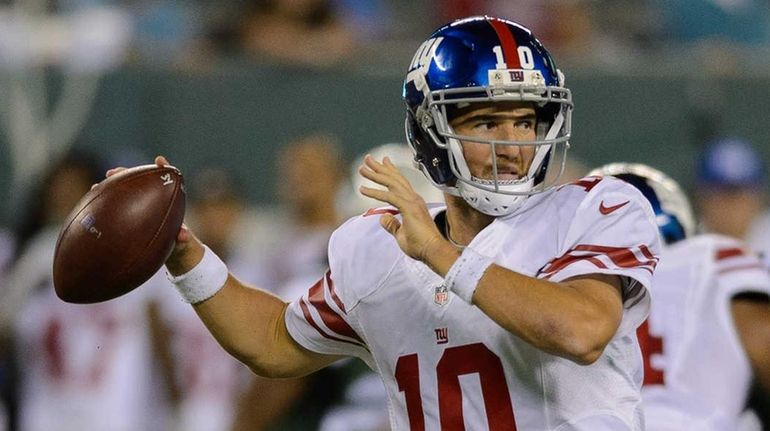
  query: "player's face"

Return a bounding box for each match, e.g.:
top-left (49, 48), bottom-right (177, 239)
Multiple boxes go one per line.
top-left (449, 101), bottom-right (537, 181)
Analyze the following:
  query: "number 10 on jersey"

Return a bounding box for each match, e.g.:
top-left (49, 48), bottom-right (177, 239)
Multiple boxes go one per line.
top-left (395, 342), bottom-right (518, 430)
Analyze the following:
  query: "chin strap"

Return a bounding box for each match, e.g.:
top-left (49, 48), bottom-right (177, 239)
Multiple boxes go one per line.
top-left (525, 108), bottom-right (564, 180)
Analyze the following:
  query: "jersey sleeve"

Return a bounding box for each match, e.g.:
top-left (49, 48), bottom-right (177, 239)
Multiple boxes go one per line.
top-left (284, 269), bottom-right (370, 359)
top-left (283, 215), bottom-right (398, 363)
top-left (712, 236), bottom-right (770, 298)
top-left (539, 177), bottom-right (662, 335)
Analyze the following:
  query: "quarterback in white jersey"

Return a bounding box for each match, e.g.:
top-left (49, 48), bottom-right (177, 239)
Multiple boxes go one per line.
top-left (591, 163), bottom-right (770, 431)
top-left (286, 175), bottom-right (658, 430)
top-left (138, 16), bottom-right (661, 431)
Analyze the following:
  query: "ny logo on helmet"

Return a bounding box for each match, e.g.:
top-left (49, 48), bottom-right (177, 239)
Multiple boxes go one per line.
top-left (405, 37), bottom-right (443, 99)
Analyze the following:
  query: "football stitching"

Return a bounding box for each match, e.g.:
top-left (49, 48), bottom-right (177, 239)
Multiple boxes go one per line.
top-left (116, 167), bottom-right (183, 282)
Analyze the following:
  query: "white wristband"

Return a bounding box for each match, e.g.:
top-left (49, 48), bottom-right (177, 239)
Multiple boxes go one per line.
top-left (166, 245), bottom-right (229, 304)
top-left (444, 247), bottom-right (494, 303)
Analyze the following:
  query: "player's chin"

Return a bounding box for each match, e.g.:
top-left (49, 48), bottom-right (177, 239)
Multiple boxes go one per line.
top-left (496, 173), bottom-right (520, 181)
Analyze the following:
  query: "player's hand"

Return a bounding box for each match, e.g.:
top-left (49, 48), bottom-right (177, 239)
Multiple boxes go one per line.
top-left (104, 156), bottom-right (204, 275)
top-left (359, 155), bottom-right (447, 262)
top-left (153, 156), bottom-right (205, 275)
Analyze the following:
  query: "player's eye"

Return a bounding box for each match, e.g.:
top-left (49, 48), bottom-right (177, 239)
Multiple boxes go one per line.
top-left (514, 119), bottom-right (535, 130)
top-left (472, 121), bottom-right (497, 131)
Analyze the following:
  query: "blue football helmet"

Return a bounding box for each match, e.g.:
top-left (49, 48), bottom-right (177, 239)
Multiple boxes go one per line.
top-left (403, 16), bottom-right (573, 216)
top-left (588, 163), bottom-right (696, 245)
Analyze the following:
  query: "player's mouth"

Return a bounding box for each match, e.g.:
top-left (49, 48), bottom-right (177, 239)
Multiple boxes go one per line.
top-left (494, 167), bottom-right (521, 181)
top-left (473, 166), bottom-right (524, 185)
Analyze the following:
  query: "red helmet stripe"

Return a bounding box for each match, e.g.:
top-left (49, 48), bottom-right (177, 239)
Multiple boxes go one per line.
top-left (489, 20), bottom-right (520, 68)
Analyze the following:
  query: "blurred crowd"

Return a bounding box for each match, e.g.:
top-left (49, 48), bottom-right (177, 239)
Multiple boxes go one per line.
top-left (0, 0), bottom-right (769, 71)
top-left (0, 1), bottom-right (769, 430)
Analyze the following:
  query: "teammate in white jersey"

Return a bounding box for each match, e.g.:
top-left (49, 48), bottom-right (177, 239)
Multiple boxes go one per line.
top-left (590, 163), bottom-right (770, 431)
top-left (108, 16), bottom-right (661, 431)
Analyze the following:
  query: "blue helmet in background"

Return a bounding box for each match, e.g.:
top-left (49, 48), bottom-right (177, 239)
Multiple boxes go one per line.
top-left (589, 163), bottom-right (696, 245)
top-left (402, 16), bottom-right (573, 216)
top-left (696, 137), bottom-right (766, 190)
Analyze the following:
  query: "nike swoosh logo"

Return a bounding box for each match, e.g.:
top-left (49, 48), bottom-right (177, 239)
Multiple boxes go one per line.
top-left (599, 200), bottom-right (630, 215)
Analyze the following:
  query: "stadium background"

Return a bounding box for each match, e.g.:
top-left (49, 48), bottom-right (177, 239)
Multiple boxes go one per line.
top-left (0, 0), bottom-right (769, 226)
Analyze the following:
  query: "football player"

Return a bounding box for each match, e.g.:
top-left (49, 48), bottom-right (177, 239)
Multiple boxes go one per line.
top-left (590, 163), bottom-right (770, 431)
top-left (123, 16), bottom-right (661, 430)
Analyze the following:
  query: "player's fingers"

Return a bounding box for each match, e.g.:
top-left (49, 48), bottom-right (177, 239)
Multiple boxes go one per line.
top-left (155, 155), bottom-right (170, 167)
top-left (105, 167), bottom-right (126, 178)
top-left (363, 154), bottom-right (385, 171)
top-left (361, 156), bottom-right (413, 192)
top-left (364, 155), bottom-right (404, 179)
top-left (379, 214), bottom-right (401, 237)
top-left (359, 164), bottom-right (402, 191)
top-left (360, 185), bottom-right (402, 207)
top-left (380, 156), bottom-right (415, 190)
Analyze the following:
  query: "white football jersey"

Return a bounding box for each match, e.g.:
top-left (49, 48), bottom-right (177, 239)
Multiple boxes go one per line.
top-left (285, 176), bottom-right (661, 431)
top-left (14, 275), bottom-right (171, 431)
top-left (2, 227), bottom-right (171, 431)
top-left (639, 234), bottom-right (770, 431)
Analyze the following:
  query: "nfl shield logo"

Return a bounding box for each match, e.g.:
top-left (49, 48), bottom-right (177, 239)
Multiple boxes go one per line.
top-left (434, 284), bottom-right (449, 306)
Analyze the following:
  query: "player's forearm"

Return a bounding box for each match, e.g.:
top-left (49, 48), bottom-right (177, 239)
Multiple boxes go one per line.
top-left (421, 241), bottom-right (621, 364)
top-left (166, 235), bottom-right (337, 378)
top-left (191, 276), bottom-right (319, 378)
top-left (192, 277), bottom-right (283, 370)
top-left (472, 268), bottom-right (622, 364)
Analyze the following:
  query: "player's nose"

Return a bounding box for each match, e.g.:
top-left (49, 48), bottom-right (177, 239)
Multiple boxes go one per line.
top-left (495, 136), bottom-right (523, 158)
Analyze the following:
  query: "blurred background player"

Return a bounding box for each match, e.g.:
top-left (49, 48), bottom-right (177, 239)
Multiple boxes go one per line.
top-left (0, 150), bottom-right (175, 431)
top-left (230, 132), bottom-right (350, 431)
top-left (152, 166), bottom-right (258, 431)
top-left (591, 163), bottom-right (770, 431)
top-left (264, 131), bottom-right (344, 296)
top-left (694, 137), bottom-right (770, 430)
top-left (694, 137), bottom-right (770, 260)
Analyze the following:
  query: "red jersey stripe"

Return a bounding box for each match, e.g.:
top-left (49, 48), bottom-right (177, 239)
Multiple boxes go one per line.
top-left (540, 244), bottom-right (658, 278)
top-left (574, 245), bottom-right (659, 269)
top-left (325, 271), bottom-right (346, 313)
top-left (716, 247), bottom-right (745, 261)
top-left (717, 263), bottom-right (767, 275)
top-left (639, 244), bottom-right (656, 260)
top-left (542, 255), bottom-right (614, 280)
top-left (587, 256), bottom-right (608, 270)
top-left (364, 208), bottom-right (399, 217)
top-left (299, 299), bottom-right (365, 348)
top-left (488, 20), bottom-right (520, 69)
top-left (308, 278), bottom-right (365, 345)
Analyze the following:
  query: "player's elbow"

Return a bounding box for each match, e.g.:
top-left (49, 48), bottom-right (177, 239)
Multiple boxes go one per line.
top-left (566, 344), bottom-right (605, 365)
top-left (228, 347), bottom-right (297, 379)
top-left (246, 360), bottom-right (296, 379)
top-left (557, 322), bottom-right (614, 365)
top-left (538, 328), bottom-right (607, 365)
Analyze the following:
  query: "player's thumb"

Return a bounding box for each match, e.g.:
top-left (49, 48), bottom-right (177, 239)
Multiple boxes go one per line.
top-left (380, 214), bottom-right (401, 236)
top-left (177, 223), bottom-right (192, 244)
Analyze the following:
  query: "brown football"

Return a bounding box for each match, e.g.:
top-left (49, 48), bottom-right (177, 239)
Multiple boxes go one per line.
top-left (53, 164), bottom-right (186, 303)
